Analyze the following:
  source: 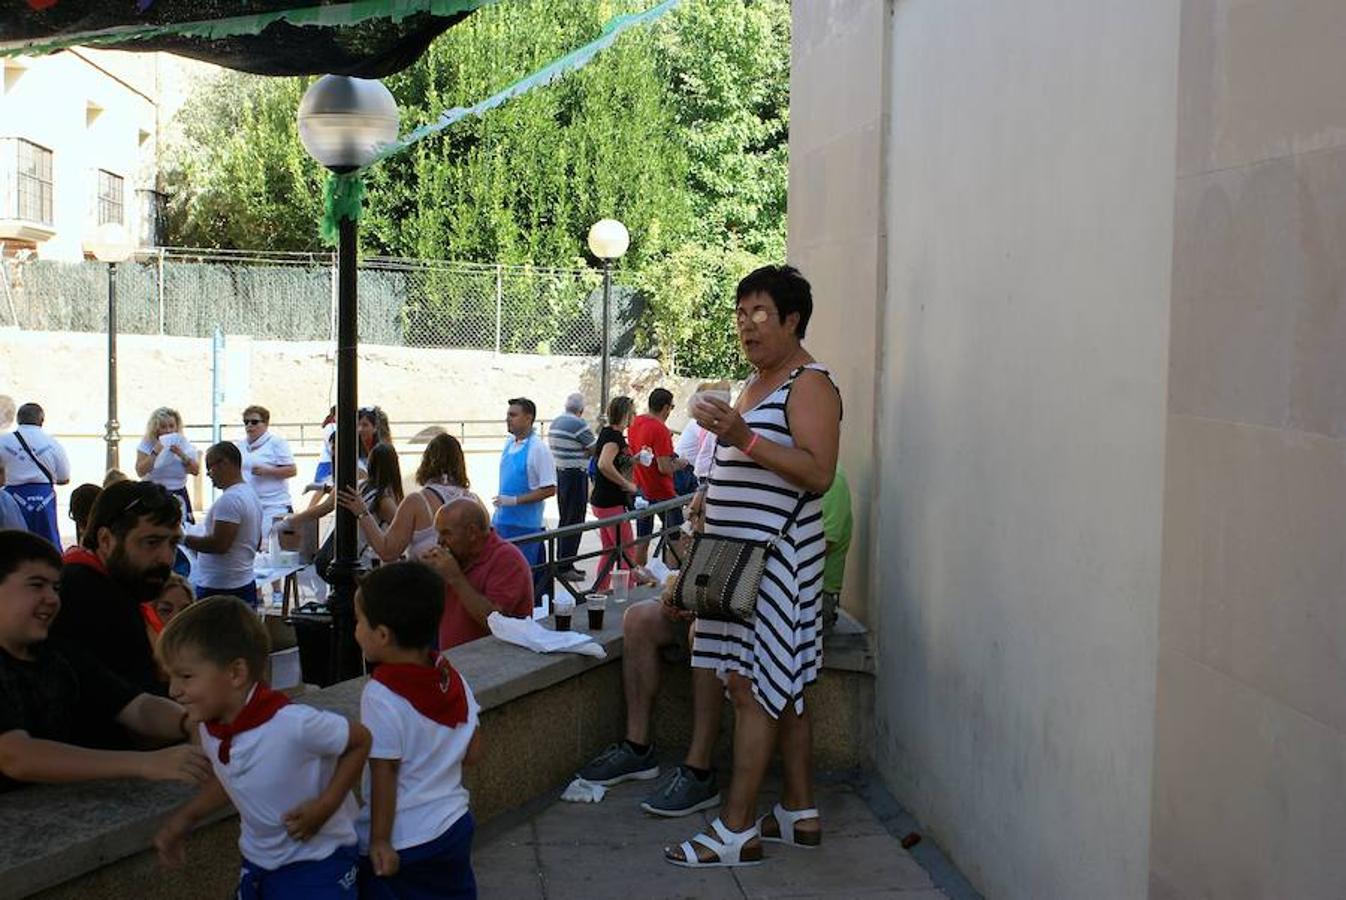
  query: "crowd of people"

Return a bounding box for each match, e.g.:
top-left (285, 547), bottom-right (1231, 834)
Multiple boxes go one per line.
top-left (0, 263), bottom-right (855, 894)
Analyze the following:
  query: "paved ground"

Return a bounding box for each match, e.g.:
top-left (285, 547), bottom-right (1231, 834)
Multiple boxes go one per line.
top-left (473, 776), bottom-right (948, 900)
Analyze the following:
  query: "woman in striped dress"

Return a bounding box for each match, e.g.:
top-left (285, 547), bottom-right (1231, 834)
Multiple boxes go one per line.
top-left (666, 265), bottom-right (841, 868)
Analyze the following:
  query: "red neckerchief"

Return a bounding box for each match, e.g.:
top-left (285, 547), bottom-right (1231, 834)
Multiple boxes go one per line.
top-left (204, 683), bottom-right (291, 764)
top-left (371, 654), bottom-right (468, 728)
top-left (140, 602), bottom-right (165, 635)
top-left (62, 546), bottom-right (108, 576)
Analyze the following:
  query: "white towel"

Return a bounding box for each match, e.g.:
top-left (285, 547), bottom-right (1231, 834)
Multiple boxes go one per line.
top-left (560, 778), bottom-right (608, 803)
top-left (487, 611), bottom-right (607, 659)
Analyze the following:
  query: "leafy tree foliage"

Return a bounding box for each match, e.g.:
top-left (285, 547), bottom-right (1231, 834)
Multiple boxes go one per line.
top-left (161, 0), bottom-right (790, 377)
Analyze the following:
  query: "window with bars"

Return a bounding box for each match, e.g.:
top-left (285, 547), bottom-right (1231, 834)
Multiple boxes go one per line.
top-left (96, 169), bottom-right (124, 225)
top-left (15, 139), bottom-right (53, 225)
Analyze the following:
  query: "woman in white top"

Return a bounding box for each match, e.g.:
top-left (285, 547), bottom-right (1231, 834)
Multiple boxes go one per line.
top-left (337, 433), bottom-right (469, 562)
top-left (134, 407), bottom-right (200, 523)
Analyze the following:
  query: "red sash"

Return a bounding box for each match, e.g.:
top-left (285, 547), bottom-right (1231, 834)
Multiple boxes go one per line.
top-left (204, 683), bottom-right (290, 763)
top-left (61, 546), bottom-right (108, 576)
top-left (371, 654), bottom-right (468, 728)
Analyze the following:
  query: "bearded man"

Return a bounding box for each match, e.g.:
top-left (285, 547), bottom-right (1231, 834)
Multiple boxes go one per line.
top-left (53, 481), bottom-right (183, 705)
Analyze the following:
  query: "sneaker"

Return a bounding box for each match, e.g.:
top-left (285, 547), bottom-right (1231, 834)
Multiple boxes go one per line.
top-left (577, 742), bottom-right (660, 787)
top-left (640, 765), bottom-right (721, 817)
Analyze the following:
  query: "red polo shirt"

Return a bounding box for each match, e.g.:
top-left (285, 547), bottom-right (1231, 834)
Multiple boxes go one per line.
top-left (438, 530), bottom-right (534, 649)
top-left (627, 413), bottom-right (675, 501)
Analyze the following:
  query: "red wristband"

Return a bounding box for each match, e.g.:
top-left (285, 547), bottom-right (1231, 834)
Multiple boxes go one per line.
top-left (743, 433), bottom-right (761, 456)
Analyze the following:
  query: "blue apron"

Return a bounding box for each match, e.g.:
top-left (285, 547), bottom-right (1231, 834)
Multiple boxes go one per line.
top-left (493, 434), bottom-right (544, 533)
top-left (5, 483), bottom-right (59, 547)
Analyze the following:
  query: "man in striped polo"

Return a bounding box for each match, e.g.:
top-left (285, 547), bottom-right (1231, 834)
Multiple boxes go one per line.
top-left (547, 392), bottom-right (596, 576)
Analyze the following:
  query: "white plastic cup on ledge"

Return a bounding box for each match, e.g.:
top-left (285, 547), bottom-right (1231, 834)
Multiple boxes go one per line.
top-left (611, 570), bottom-right (631, 603)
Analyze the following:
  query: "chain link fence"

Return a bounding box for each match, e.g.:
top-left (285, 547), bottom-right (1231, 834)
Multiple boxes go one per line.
top-left (0, 248), bottom-right (646, 356)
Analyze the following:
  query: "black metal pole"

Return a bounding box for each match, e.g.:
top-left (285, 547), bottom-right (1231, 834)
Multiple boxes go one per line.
top-left (326, 213), bottom-right (362, 681)
top-left (600, 259), bottom-right (611, 424)
top-left (104, 262), bottom-right (120, 472)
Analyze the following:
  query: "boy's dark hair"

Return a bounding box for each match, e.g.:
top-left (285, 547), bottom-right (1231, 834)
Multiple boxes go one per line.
top-left (736, 264), bottom-right (814, 339)
top-left (358, 561), bottom-right (445, 651)
top-left (0, 529), bottom-right (61, 582)
top-left (648, 388), bottom-right (674, 414)
top-left (159, 595), bottom-right (270, 681)
top-left (207, 441), bottom-right (242, 468)
top-left (508, 397), bottom-right (536, 422)
top-left (81, 480), bottom-right (182, 551)
top-left (16, 403), bottom-right (43, 426)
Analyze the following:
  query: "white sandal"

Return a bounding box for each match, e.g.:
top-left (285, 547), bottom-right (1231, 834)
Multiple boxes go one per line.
top-left (758, 803), bottom-right (822, 848)
top-left (664, 817), bottom-right (764, 868)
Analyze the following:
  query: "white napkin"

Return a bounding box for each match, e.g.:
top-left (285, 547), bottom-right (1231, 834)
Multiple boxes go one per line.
top-left (560, 777), bottom-right (607, 803)
top-left (487, 611), bottom-right (607, 659)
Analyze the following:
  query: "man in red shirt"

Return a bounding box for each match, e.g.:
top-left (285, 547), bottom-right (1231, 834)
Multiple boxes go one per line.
top-left (423, 496), bottom-right (534, 649)
top-left (626, 388), bottom-right (687, 566)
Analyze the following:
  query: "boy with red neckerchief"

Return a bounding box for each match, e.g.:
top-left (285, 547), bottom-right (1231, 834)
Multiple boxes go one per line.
top-left (153, 596), bottom-right (372, 898)
top-left (354, 562), bottom-right (482, 899)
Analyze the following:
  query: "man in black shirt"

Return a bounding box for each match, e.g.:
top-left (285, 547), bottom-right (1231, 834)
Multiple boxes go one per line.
top-left (51, 480), bottom-right (183, 695)
top-left (0, 529), bottom-right (208, 790)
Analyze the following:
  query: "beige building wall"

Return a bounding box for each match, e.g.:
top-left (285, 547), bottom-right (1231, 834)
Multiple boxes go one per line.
top-left (1149, 0), bottom-right (1346, 896)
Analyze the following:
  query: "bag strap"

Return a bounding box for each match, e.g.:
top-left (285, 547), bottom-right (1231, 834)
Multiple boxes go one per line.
top-left (769, 491), bottom-right (814, 546)
top-left (12, 431), bottom-right (53, 485)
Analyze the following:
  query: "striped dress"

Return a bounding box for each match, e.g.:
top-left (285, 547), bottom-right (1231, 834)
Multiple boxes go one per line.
top-left (690, 363), bottom-right (837, 718)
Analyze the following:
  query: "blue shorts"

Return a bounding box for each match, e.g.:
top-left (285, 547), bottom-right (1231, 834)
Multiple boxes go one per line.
top-left (359, 812), bottom-right (476, 900)
top-left (196, 581), bottom-right (259, 607)
top-left (238, 844), bottom-right (358, 899)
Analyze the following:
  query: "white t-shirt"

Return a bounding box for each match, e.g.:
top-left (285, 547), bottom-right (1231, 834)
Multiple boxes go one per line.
top-left (136, 433), bottom-right (199, 492)
top-left (0, 425), bottom-right (71, 485)
top-left (199, 701), bottom-right (359, 870)
top-left (240, 431), bottom-right (295, 510)
top-left (194, 482), bottom-right (262, 589)
top-left (357, 677), bottom-right (480, 851)
top-left (674, 421), bottom-right (717, 479)
top-left (502, 435), bottom-right (558, 491)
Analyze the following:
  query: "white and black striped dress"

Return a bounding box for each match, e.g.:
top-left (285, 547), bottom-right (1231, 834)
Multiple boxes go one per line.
top-left (690, 364), bottom-right (836, 718)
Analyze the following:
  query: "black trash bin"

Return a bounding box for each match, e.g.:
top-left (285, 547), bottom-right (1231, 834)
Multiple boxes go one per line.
top-left (287, 601), bottom-right (339, 687)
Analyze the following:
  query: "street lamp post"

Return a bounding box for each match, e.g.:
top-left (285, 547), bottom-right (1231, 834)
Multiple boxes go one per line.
top-left (586, 219), bottom-right (629, 422)
top-left (88, 223), bottom-right (133, 473)
top-left (298, 74), bottom-right (399, 683)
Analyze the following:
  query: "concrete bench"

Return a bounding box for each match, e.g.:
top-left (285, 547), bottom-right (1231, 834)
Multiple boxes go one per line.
top-left (2, 601), bottom-right (873, 899)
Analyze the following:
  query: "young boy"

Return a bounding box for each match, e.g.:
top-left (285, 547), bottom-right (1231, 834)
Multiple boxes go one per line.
top-left (0, 529), bottom-right (208, 790)
top-left (354, 561), bottom-right (482, 899)
top-left (154, 596), bottom-right (372, 897)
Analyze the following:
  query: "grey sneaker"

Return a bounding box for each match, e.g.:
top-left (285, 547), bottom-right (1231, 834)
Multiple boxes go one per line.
top-left (578, 742), bottom-right (660, 786)
top-left (640, 765), bottom-right (721, 817)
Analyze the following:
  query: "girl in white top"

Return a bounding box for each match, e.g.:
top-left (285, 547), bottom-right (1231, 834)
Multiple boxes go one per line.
top-left (337, 433), bottom-right (470, 562)
top-left (134, 407), bottom-right (200, 523)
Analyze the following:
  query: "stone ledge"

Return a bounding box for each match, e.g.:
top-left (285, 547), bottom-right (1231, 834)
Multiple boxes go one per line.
top-left (3, 603), bottom-right (872, 899)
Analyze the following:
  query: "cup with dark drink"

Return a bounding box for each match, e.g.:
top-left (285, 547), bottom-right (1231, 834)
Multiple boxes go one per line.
top-left (585, 592), bottom-right (607, 631)
top-left (553, 595), bottom-right (575, 632)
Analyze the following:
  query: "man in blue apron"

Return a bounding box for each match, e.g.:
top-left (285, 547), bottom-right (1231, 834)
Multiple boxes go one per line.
top-left (491, 398), bottom-right (557, 600)
top-left (0, 403), bottom-right (71, 547)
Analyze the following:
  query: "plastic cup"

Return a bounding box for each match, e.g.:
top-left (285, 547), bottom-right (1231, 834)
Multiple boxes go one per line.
top-left (554, 596), bottom-right (575, 632)
top-left (585, 592), bottom-right (607, 630)
top-left (611, 570), bottom-right (631, 603)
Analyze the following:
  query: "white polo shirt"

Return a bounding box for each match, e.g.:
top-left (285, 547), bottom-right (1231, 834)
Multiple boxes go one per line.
top-left (240, 431), bottom-right (295, 511)
top-left (199, 701), bottom-right (359, 870)
top-left (0, 425), bottom-right (71, 485)
top-left (356, 676), bottom-right (480, 851)
top-left (194, 482), bottom-right (262, 590)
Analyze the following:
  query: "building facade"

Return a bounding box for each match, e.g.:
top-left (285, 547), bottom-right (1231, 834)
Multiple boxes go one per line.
top-left (791, 2), bottom-right (1345, 898)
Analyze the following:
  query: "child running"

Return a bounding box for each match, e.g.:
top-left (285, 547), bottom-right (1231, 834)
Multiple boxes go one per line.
top-left (154, 596), bottom-right (371, 898)
top-left (354, 561), bottom-right (482, 899)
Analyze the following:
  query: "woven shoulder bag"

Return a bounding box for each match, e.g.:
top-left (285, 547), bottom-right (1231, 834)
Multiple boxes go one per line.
top-left (671, 493), bottom-right (810, 624)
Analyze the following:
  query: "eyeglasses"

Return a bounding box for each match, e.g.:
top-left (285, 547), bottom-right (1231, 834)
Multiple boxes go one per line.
top-left (242, 418), bottom-right (264, 426)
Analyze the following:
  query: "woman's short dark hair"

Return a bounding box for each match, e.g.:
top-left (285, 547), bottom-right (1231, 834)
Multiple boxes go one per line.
top-left (82, 480), bottom-right (182, 550)
top-left (607, 396), bottom-right (634, 428)
top-left (0, 529), bottom-right (62, 582)
top-left (736, 265), bottom-right (814, 339)
top-left (358, 561), bottom-right (445, 651)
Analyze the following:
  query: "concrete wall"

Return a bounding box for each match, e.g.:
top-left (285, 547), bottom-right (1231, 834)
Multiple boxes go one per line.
top-left (787, 0), bottom-right (889, 625)
top-left (1149, 1), bottom-right (1346, 896)
top-left (792, 1), bottom-right (1180, 896)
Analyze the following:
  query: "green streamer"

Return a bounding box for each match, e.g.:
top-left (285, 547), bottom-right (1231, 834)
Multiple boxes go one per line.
top-left (320, 171), bottom-right (367, 244)
top-left (0, 0), bottom-right (500, 58)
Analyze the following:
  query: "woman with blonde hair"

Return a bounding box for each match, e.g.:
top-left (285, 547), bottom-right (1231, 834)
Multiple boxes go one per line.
top-left (336, 432), bottom-right (469, 561)
top-left (134, 407), bottom-right (200, 522)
